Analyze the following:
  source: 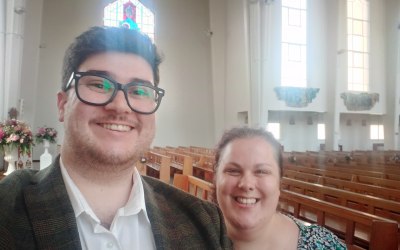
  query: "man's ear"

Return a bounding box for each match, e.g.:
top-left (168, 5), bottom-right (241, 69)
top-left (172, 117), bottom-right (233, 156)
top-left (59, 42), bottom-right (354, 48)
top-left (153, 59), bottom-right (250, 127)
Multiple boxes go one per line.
top-left (57, 91), bottom-right (68, 122)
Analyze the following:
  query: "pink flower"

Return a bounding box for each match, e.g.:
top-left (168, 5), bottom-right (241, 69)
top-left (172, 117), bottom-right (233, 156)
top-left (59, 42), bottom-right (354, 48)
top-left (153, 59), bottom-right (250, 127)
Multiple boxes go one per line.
top-left (0, 128), bottom-right (4, 140)
top-left (38, 127), bottom-right (46, 135)
top-left (6, 134), bottom-right (20, 143)
top-left (35, 126), bottom-right (57, 144)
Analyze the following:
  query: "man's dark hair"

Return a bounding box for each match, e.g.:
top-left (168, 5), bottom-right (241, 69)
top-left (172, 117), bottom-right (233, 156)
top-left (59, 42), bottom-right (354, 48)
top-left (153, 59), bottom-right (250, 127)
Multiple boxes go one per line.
top-left (62, 26), bottom-right (162, 90)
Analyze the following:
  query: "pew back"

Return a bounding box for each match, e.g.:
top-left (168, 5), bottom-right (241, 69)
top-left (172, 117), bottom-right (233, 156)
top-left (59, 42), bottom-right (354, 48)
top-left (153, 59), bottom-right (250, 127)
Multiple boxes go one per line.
top-left (280, 190), bottom-right (399, 250)
top-left (173, 173), bottom-right (213, 201)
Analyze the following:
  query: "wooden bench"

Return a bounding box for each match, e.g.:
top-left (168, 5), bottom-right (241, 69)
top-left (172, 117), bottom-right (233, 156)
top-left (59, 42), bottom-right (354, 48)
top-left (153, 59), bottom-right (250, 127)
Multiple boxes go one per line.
top-left (166, 151), bottom-right (193, 176)
top-left (145, 151), bottom-right (171, 183)
top-left (284, 169), bottom-right (400, 202)
top-left (280, 190), bottom-right (399, 250)
top-left (353, 175), bottom-right (400, 190)
top-left (193, 155), bottom-right (214, 182)
top-left (173, 173), bottom-right (213, 201)
top-left (285, 164), bottom-right (400, 189)
top-left (285, 151), bottom-right (400, 173)
top-left (281, 177), bottom-right (400, 224)
top-left (306, 162), bottom-right (400, 181)
top-left (188, 146), bottom-right (214, 156)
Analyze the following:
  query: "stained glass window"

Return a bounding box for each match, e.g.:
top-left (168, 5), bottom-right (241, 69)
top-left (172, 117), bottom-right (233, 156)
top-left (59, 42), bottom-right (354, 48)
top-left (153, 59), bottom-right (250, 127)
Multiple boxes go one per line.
top-left (104, 0), bottom-right (155, 41)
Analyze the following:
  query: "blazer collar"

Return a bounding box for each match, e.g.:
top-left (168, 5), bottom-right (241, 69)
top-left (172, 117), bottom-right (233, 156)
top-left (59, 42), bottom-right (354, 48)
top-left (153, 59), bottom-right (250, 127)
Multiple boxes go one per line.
top-left (23, 156), bottom-right (82, 249)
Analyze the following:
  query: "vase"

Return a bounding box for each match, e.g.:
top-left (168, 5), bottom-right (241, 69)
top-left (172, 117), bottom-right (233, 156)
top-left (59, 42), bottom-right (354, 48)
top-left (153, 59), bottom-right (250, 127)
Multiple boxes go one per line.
top-left (40, 139), bottom-right (52, 170)
top-left (3, 146), bottom-right (18, 175)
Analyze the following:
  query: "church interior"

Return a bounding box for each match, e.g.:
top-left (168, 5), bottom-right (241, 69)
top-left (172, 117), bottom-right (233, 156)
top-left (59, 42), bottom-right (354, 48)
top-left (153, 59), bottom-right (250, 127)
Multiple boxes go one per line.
top-left (1, 0), bottom-right (400, 248)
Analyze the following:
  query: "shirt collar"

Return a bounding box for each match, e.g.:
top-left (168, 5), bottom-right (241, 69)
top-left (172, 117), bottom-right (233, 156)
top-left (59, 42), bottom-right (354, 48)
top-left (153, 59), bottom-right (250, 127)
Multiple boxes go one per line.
top-left (60, 157), bottom-right (151, 223)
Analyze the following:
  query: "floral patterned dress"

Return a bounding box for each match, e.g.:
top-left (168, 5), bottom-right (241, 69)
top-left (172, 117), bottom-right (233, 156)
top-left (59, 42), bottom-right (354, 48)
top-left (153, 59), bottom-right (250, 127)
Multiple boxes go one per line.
top-left (288, 215), bottom-right (347, 250)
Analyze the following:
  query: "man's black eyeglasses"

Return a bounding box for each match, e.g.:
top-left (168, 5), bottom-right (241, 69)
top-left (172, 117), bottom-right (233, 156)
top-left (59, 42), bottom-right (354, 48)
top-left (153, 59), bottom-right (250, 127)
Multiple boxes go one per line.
top-left (64, 72), bottom-right (165, 114)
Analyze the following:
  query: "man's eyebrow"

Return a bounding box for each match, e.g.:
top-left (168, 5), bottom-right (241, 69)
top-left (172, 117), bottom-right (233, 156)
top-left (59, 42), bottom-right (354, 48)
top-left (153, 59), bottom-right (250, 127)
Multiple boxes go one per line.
top-left (85, 69), bottom-right (107, 74)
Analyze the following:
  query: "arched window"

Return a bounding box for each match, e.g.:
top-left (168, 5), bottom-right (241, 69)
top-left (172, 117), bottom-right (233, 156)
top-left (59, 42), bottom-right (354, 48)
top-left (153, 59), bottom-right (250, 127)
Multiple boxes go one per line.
top-left (104, 0), bottom-right (155, 41)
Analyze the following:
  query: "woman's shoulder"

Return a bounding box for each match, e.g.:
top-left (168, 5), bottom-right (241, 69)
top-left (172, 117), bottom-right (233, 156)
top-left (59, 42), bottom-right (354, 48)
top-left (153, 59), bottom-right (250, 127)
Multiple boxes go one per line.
top-left (286, 214), bottom-right (347, 250)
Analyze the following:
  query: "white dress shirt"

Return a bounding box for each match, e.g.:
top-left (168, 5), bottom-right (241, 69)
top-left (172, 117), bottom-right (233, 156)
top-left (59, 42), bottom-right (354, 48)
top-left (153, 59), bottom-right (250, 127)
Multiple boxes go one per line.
top-left (60, 158), bottom-right (156, 250)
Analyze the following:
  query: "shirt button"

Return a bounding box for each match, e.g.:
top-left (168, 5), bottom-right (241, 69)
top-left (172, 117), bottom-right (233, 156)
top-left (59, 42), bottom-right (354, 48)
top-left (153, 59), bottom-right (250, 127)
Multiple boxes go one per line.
top-left (107, 242), bottom-right (114, 248)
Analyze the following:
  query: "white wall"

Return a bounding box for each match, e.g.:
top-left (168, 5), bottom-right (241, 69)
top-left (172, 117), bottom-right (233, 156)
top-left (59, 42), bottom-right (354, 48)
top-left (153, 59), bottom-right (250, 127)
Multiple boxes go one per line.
top-left (386, 0), bottom-right (400, 149)
top-left (339, 114), bottom-right (383, 151)
top-left (222, 0), bottom-right (250, 130)
top-left (209, 0), bottom-right (227, 142)
top-left (153, 0), bottom-right (214, 148)
top-left (268, 111), bottom-right (324, 152)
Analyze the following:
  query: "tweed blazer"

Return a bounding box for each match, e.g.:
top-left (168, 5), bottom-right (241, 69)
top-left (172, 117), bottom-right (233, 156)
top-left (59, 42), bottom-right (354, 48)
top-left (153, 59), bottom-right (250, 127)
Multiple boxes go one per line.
top-left (0, 157), bottom-right (232, 250)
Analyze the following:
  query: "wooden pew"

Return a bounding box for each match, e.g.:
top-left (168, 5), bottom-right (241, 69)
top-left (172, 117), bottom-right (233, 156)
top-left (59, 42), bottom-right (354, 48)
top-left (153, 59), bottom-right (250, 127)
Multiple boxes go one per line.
top-left (145, 151), bottom-right (171, 183)
top-left (189, 146), bottom-right (214, 156)
top-left (285, 164), bottom-right (400, 189)
top-left (283, 150), bottom-right (400, 167)
top-left (307, 162), bottom-right (400, 181)
top-left (175, 150), bottom-right (214, 182)
top-left (280, 190), bottom-right (399, 250)
top-left (173, 173), bottom-right (213, 201)
top-left (193, 154), bottom-right (214, 182)
top-left (284, 169), bottom-right (400, 202)
top-left (166, 151), bottom-right (193, 176)
top-left (286, 151), bottom-right (400, 174)
top-left (353, 175), bottom-right (400, 190)
top-left (281, 177), bottom-right (400, 223)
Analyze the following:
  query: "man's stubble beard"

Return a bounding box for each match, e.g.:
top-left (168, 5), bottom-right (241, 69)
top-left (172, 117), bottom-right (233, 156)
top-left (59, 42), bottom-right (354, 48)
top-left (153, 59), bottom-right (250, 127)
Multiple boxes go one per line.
top-left (64, 124), bottom-right (154, 173)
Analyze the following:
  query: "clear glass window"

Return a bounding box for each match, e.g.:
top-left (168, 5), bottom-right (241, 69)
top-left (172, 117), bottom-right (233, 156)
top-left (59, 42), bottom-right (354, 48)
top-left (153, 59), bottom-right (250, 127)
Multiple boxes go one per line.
top-left (370, 124), bottom-right (384, 140)
top-left (317, 123), bottom-right (325, 140)
top-left (281, 0), bottom-right (307, 87)
top-left (267, 123), bottom-right (281, 140)
top-left (347, 0), bottom-right (369, 91)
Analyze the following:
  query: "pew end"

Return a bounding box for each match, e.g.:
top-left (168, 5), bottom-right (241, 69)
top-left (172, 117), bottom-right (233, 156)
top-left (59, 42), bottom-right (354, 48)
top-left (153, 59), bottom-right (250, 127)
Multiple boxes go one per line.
top-left (173, 173), bottom-right (213, 201)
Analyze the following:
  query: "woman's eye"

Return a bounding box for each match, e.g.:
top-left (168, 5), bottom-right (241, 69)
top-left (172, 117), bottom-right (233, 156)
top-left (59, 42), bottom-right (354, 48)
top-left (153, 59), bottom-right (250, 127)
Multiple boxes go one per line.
top-left (225, 168), bottom-right (241, 175)
top-left (255, 169), bottom-right (271, 175)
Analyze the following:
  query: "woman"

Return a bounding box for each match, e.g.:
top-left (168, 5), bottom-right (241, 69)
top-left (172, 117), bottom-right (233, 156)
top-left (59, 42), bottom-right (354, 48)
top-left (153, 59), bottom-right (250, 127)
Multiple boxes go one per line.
top-left (213, 127), bottom-right (346, 250)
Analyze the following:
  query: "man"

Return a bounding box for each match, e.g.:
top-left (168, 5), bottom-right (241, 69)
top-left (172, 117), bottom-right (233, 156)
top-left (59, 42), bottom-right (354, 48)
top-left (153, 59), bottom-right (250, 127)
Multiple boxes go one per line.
top-left (0, 26), bottom-right (232, 250)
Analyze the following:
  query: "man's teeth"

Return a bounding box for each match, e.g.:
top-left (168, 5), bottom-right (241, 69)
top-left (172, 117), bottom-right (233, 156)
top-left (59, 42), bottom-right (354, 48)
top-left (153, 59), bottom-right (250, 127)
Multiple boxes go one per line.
top-left (102, 124), bottom-right (131, 132)
top-left (236, 197), bottom-right (257, 205)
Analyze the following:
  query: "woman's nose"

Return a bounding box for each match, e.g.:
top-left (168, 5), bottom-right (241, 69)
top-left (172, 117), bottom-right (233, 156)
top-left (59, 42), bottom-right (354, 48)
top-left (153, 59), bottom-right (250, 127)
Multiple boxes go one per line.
top-left (237, 173), bottom-right (255, 191)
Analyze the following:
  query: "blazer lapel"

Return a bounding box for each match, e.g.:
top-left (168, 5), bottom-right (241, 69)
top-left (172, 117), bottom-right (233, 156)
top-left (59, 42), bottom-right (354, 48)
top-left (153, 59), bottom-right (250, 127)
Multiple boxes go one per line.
top-left (23, 157), bottom-right (81, 249)
top-left (142, 177), bottom-right (170, 250)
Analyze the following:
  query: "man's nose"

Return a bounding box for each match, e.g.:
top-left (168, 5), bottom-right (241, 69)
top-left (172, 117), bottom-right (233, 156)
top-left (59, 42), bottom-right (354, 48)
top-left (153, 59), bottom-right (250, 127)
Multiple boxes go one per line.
top-left (104, 90), bottom-right (132, 113)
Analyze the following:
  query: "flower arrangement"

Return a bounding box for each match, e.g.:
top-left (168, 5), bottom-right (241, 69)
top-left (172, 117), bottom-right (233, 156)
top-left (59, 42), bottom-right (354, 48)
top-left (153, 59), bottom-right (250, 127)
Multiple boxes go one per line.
top-left (35, 126), bottom-right (57, 144)
top-left (0, 119), bottom-right (34, 156)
